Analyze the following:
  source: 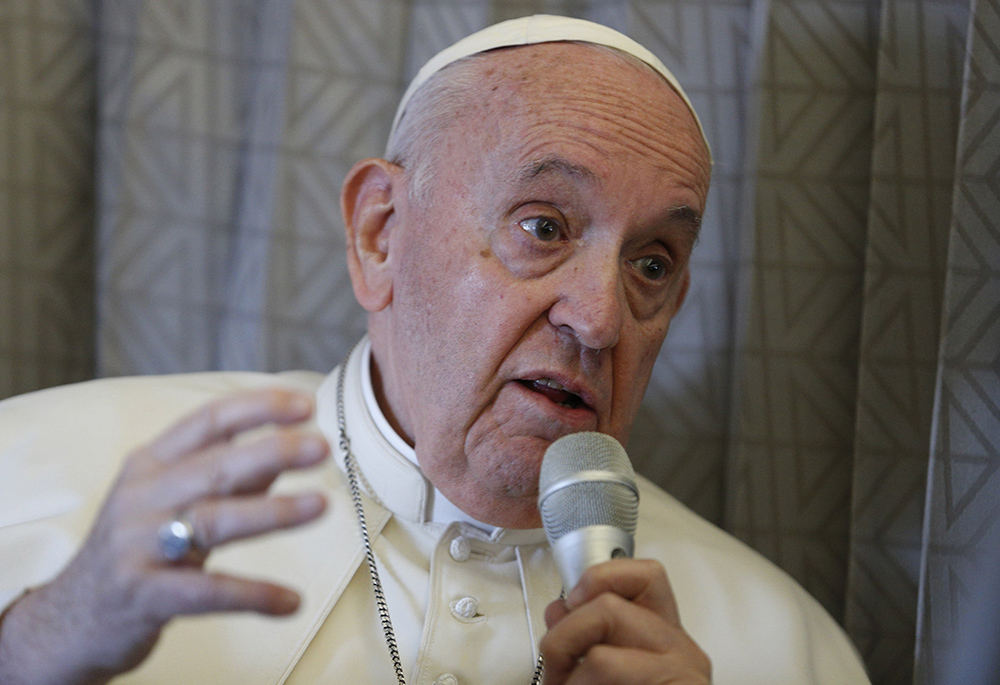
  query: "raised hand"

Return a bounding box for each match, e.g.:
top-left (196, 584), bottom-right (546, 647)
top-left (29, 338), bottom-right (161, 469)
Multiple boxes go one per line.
top-left (0, 388), bottom-right (329, 685)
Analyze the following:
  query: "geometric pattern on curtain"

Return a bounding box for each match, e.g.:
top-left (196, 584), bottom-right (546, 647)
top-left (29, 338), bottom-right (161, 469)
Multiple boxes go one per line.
top-left (0, 2), bottom-right (95, 398)
top-left (843, 1), bottom-right (970, 683)
top-left (3, 1), bottom-right (997, 683)
top-left (729, 0), bottom-right (880, 640)
top-left (94, 0), bottom-right (381, 374)
top-left (729, 1), bottom-right (978, 683)
top-left (918, 0), bottom-right (1000, 681)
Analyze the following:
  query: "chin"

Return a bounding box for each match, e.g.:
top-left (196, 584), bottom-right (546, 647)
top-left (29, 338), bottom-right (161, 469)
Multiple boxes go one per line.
top-left (474, 497), bottom-right (543, 529)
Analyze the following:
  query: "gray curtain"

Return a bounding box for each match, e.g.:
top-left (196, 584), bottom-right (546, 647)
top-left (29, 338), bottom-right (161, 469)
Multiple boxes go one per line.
top-left (2, 1), bottom-right (998, 683)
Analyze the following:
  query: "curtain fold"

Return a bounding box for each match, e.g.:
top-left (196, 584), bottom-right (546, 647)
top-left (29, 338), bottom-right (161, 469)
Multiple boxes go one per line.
top-left (0, 1), bottom-right (95, 397)
top-left (2, 1), bottom-right (997, 683)
top-left (842, 1), bottom-right (969, 682)
top-left (917, 0), bottom-right (1000, 680)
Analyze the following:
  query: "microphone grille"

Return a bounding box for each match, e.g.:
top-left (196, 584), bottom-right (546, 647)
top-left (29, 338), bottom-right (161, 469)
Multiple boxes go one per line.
top-left (538, 432), bottom-right (639, 542)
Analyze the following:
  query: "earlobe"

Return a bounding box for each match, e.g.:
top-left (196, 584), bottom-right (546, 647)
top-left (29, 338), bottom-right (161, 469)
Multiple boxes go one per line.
top-left (341, 158), bottom-right (401, 312)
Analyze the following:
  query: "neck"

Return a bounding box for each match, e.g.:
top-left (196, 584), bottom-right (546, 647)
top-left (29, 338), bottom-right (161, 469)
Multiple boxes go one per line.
top-left (368, 354), bottom-right (414, 449)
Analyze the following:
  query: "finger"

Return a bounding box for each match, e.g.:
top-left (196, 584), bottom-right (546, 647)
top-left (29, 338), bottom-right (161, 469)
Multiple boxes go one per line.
top-left (185, 492), bottom-right (327, 550)
top-left (541, 594), bottom-right (705, 683)
top-left (144, 389), bottom-right (314, 462)
top-left (543, 593), bottom-right (674, 665)
top-left (146, 570), bottom-right (302, 622)
top-left (566, 558), bottom-right (679, 624)
top-left (161, 431), bottom-right (329, 505)
top-left (560, 645), bottom-right (711, 685)
top-left (545, 598), bottom-right (571, 629)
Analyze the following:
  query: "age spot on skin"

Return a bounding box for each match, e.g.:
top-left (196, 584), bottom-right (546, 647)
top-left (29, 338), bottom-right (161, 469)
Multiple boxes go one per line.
top-left (480, 247), bottom-right (492, 259)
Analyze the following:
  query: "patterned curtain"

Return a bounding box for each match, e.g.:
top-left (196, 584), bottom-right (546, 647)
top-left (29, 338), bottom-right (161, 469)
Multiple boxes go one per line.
top-left (2, 1), bottom-right (998, 683)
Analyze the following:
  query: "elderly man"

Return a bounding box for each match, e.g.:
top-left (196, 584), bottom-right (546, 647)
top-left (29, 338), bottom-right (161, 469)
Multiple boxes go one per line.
top-left (0, 15), bottom-right (869, 685)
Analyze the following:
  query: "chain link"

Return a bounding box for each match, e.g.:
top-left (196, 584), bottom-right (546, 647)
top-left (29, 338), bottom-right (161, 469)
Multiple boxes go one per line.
top-left (336, 344), bottom-right (546, 684)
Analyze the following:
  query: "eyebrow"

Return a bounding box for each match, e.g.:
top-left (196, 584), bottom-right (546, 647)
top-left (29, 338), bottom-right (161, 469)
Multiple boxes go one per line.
top-left (668, 205), bottom-right (703, 246)
top-left (517, 155), bottom-right (598, 184)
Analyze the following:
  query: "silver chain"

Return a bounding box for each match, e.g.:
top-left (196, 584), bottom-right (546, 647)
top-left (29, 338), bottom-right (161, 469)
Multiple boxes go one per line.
top-left (335, 344), bottom-right (547, 685)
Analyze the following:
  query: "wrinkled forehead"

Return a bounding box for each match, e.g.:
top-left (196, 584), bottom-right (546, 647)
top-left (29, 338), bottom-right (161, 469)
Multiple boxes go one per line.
top-left (387, 14), bottom-right (711, 162)
top-left (470, 45), bottom-right (711, 192)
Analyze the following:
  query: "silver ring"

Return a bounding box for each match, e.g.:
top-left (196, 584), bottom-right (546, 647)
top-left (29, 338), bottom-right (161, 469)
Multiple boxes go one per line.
top-left (157, 514), bottom-right (197, 562)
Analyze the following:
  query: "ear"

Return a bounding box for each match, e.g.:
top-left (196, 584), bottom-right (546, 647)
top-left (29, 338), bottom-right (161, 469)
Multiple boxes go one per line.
top-left (341, 158), bottom-right (402, 312)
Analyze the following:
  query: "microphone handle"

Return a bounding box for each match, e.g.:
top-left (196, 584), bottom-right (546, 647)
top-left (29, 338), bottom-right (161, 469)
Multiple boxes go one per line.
top-left (551, 525), bottom-right (634, 590)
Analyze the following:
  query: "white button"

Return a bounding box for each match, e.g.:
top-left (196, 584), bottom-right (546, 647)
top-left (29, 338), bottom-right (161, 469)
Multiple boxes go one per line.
top-left (449, 536), bottom-right (471, 562)
top-left (433, 674), bottom-right (458, 685)
top-left (450, 596), bottom-right (479, 620)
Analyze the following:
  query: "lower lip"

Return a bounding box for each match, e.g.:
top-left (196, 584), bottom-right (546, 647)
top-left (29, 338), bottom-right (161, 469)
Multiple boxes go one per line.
top-left (503, 380), bottom-right (598, 434)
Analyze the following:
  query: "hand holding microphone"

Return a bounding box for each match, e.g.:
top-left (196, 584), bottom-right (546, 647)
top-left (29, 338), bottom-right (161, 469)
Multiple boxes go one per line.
top-left (538, 432), bottom-right (711, 685)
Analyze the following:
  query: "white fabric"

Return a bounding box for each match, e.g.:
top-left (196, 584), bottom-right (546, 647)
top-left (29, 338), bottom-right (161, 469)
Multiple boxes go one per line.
top-left (387, 14), bottom-right (711, 161)
top-left (0, 340), bottom-right (869, 683)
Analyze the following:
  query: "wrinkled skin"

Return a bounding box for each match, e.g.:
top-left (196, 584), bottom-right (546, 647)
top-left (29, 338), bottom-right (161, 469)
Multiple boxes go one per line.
top-left (349, 44), bottom-right (710, 529)
top-left (0, 42), bottom-right (713, 684)
top-left (0, 390), bottom-right (329, 684)
top-left (342, 43), bottom-right (712, 684)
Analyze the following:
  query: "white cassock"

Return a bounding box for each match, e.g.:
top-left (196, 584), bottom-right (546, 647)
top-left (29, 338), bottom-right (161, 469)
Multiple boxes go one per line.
top-left (0, 337), bottom-right (869, 684)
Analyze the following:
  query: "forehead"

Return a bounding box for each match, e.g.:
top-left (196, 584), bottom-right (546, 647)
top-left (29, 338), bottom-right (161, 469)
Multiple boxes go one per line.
top-left (436, 43), bottom-right (711, 208)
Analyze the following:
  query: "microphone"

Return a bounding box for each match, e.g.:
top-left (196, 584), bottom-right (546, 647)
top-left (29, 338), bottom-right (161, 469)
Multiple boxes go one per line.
top-left (538, 432), bottom-right (639, 590)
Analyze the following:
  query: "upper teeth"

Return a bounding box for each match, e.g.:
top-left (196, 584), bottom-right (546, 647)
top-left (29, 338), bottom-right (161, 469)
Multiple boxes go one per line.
top-left (538, 378), bottom-right (568, 391)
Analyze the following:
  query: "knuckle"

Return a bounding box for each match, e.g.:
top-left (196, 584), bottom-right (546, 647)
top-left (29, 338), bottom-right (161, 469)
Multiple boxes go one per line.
top-left (592, 591), bottom-right (621, 613)
top-left (188, 510), bottom-right (217, 549)
top-left (132, 572), bottom-right (163, 614)
top-left (176, 581), bottom-right (209, 610)
top-left (200, 400), bottom-right (234, 441)
top-left (644, 558), bottom-right (669, 582)
top-left (170, 574), bottom-right (216, 610)
top-left (581, 644), bottom-right (617, 675)
top-left (205, 456), bottom-right (235, 496)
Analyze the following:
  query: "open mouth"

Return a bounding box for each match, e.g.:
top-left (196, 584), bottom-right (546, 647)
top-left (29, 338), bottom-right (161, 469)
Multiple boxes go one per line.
top-left (518, 378), bottom-right (586, 410)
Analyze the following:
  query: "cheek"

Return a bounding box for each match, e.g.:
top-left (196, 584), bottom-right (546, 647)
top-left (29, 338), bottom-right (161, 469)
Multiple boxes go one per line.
top-left (393, 235), bottom-right (524, 416)
top-left (610, 320), bottom-right (673, 430)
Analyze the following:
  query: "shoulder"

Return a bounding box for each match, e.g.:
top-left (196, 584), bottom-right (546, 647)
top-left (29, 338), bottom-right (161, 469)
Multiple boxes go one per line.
top-left (634, 476), bottom-right (869, 684)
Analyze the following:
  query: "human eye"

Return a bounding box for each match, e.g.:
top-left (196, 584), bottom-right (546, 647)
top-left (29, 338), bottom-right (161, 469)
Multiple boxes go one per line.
top-left (518, 216), bottom-right (563, 242)
top-left (631, 255), bottom-right (673, 282)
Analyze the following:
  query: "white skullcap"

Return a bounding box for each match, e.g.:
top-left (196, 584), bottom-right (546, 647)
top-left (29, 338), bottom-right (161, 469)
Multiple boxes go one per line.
top-left (387, 14), bottom-right (711, 160)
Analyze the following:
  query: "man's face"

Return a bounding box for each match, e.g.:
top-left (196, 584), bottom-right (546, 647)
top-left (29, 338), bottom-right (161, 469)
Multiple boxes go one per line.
top-left (371, 43), bottom-right (711, 528)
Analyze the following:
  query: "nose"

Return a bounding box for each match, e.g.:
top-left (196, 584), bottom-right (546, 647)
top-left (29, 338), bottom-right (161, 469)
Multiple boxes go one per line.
top-left (547, 252), bottom-right (624, 351)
